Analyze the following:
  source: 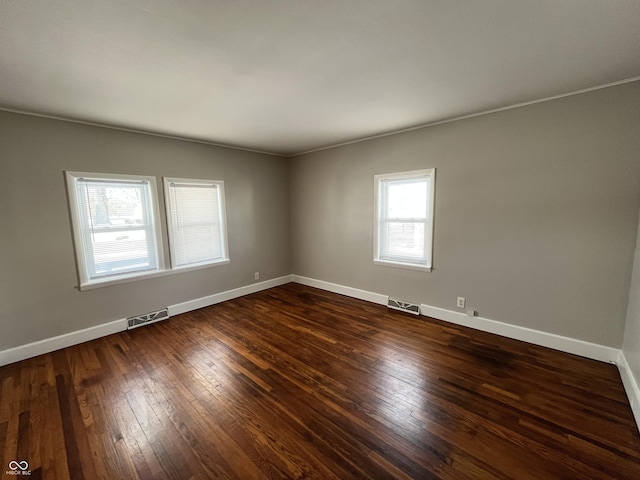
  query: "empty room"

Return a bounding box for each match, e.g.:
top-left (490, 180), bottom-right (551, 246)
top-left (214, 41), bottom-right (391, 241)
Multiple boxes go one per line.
top-left (1, 1), bottom-right (640, 479)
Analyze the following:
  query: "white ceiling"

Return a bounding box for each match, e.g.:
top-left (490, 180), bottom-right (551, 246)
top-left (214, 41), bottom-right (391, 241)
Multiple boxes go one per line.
top-left (1, 1), bottom-right (639, 156)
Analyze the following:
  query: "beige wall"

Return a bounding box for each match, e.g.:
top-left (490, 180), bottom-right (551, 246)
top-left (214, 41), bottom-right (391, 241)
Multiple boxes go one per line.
top-left (290, 82), bottom-right (640, 347)
top-left (624, 206), bottom-right (640, 384)
top-left (0, 111), bottom-right (291, 351)
top-left (1, 81), bottom-right (639, 354)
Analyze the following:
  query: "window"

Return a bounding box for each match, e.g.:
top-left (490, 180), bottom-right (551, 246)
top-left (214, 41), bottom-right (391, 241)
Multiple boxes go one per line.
top-left (164, 178), bottom-right (229, 269)
top-left (66, 172), bottom-right (164, 287)
top-left (374, 168), bottom-right (435, 271)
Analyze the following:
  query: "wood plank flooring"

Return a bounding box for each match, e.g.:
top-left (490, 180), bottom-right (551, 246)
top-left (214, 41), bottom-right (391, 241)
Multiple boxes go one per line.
top-left (1, 282), bottom-right (639, 479)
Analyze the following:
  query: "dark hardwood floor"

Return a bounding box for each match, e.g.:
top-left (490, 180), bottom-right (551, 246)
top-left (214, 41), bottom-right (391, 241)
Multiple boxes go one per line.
top-left (1, 283), bottom-right (639, 479)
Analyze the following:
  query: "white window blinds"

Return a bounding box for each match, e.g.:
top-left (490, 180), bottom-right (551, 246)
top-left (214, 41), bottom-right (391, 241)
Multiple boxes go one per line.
top-left (164, 178), bottom-right (229, 268)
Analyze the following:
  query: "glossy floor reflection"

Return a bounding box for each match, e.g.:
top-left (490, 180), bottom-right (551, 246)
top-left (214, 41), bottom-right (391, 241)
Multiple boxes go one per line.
top-left (1, 283), bottom-right (639, 479)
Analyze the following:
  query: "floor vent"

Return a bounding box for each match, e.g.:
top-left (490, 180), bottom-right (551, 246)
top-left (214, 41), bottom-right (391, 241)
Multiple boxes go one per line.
top-left (127, 308), bottom-right (169, 330)
top-left (387, 298), bottom-right (421, 315)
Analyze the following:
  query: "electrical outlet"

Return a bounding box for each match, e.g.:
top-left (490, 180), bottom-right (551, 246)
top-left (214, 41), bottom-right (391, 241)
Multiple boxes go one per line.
top-left (254, 272), bottom-right (260, 280)
top-left (457, 297), bottom-right (466, 308)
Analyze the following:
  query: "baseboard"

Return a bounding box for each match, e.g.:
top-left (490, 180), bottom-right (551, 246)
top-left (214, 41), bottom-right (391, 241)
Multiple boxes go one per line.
top-left (617, 351), bottom-right (640, 430)
top-left (2, 274), bottom-right (637, 432)
top-left (419, 304), bottom-right (620, 364)
top-left (291, 275), bottom-right (388, 305)
top-left (291, 276), bottom-right (618, 363)
top-left (0, 275), bottom-right (293, 367)
top-left (168, 275), bottom-right (293, 316)
top-left (291, 276), bottom-right (640, 433)
top-left (0, 318), bottom-right (127, 367)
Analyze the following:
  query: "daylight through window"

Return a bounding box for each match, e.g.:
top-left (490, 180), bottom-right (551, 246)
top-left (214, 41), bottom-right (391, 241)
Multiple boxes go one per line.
top-left (374, 169), bottom-right (435, 271)
top-left (66, 172), bottom-right (164, 286)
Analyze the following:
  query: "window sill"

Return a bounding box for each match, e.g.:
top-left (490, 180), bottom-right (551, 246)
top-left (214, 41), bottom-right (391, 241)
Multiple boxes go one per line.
top-left (373, 259), bottom-right (432, 272)
top-left (78, 259), bottom-right (231, 291)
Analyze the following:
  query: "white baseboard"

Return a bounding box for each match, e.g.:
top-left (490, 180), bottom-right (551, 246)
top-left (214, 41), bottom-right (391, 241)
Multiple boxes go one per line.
top-left (291, 276), bottom-right (639, 433)
top-left (291, 276), bottom-right (619, 363)
top-left (617, 351), bottom-right (640, 429)
top-left (168, 275), bottom-right (293, 316)
top-left (2, 274), bottom-right (637, 433)
top-left (291, 275), bottom-right (388, 305)
top-left (419, 304), bottom-right (620, 364)
top-left (0, 275), bottom-right (293, 367)
top-left (0, 317), bottom-right (127, 367)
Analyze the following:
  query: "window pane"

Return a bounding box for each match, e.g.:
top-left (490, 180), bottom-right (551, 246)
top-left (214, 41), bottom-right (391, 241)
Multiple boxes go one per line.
top-left (375, 168), bottom-right (434, 269)
top-left (386, 179), bottom-right (427, 218)
top-left (73, 176), bottom-right (160, 283)
top-left (91, 229), bottom-right (154, 277)
top-left (383, 221), bottom-right (426, 260)
top-left (82, 183), bottom-right (147, 228)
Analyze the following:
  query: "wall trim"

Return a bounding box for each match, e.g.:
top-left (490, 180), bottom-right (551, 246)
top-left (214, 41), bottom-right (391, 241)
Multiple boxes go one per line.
top-left (168, 275), bottom-right (293, 316)
top-left (291, 276), bottom-right (619, 364)
top-left (0, 107), bottom-right (284, 157)
top-left (2, 273), bottom-right (637, 433)
top-left (293, 76), bottom-right (640, 157)
top-left (419, 303), bottom-right (620, 364)
top-left (292, 275), bottom-right (388, 305)
top-left (291, 276), bottom-right (640, 432)
top-left (0, 275), bottom-right (293, 367)
top-left (617, 351), bottom-right (640, 429)
top-left (5, 78), bottom-right (638, 160)
top-left (0, 318), bottom-right (127, 367)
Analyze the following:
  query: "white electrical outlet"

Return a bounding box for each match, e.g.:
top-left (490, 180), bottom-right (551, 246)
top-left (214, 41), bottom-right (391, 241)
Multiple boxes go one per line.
top-left (254, 272), bottom-right (260, 280)
top-left (457, 297), bottom-right (466, 308)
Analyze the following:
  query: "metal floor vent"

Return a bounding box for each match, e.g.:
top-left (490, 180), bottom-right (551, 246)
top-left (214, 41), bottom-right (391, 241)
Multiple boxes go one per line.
top-left (387, 298), bottom-right (421, 315)
top-left (127, 308), bottom-right (169, 330)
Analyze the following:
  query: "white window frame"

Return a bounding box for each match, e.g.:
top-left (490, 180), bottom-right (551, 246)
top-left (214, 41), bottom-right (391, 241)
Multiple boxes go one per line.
top-left (164, 177), bottom-right (230, 270)
top-left (65, 171), bottom-right (165, 289)
top-left (374, 168), bottom-right (435, 272)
